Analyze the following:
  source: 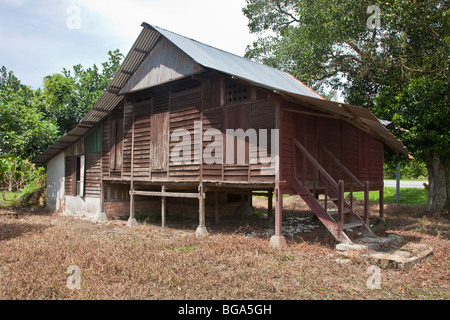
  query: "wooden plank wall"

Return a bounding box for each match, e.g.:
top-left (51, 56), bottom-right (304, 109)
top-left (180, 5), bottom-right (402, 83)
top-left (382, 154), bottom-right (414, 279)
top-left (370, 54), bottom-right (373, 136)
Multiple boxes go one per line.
top-left (84, 153), bottom-right (101, 197)
top-left (280, 99), bottom-right (384, 192)
top-left (250, 100), bottom-right (277, 182)
top-left (169, 85), bottom-right (202, 180)
top-left (132, 97), bottom-right (152, 178)
top-left (98, 74), bottom-right (278, 185)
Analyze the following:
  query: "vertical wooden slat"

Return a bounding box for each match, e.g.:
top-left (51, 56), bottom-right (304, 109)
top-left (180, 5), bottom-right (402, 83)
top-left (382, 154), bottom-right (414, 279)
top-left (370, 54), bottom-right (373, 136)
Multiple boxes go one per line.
top-left (379, 188), bottom-right (384, 219)
top-left (116, 118), bottom-right (123, 171)
top-left (214, 191), bottom-right (219, 225)
top-left (338, 180), bottom-right (345, 241)
top-left (364, 181), bottom-right (369, 225)
top-left (274, 185), bottom-right (283, 237)
top-left (110, 120), bottom-right (117, 170)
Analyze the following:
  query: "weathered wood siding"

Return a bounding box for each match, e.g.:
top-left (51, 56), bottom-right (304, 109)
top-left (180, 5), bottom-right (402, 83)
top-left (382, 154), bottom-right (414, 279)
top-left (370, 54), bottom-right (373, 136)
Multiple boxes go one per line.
top-left (169, 85), bottom-right (202, 180)
top-left (84, 153), bottom-right (101, 197)
top-left (280, 99), bottom-right (384, 192)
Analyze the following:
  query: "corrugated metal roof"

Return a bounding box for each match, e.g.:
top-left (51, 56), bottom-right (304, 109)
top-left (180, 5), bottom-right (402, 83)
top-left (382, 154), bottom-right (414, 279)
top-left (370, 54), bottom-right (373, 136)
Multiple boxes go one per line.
top-left (146, 23), bottom-right (324, 100)
top-left (120, 37), bottom-right (204, 94)
top-left (34, 22), bottom-right (408, 164)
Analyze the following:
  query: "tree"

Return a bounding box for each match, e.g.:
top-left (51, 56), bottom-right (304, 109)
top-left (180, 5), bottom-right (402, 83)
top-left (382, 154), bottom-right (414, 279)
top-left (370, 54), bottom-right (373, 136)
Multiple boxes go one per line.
top-left (35, 49), bottom-right (123, 136)
top-left (0, 67), bottom-right (58, 160)
top-left (243, 0), bottom-right (449, 216)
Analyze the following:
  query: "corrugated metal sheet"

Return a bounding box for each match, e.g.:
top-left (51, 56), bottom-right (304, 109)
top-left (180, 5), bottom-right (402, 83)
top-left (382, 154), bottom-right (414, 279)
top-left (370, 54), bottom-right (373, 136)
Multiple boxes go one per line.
top-left (146, 23), bottom-right (324, 100)
top-left (120, 37), bottom-right (204, 94)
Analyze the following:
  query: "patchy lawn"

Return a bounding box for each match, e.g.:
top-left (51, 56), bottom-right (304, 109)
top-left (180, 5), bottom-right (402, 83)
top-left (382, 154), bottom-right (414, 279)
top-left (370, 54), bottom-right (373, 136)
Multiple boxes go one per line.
top-left (0, 198), bottom-right (448, 300)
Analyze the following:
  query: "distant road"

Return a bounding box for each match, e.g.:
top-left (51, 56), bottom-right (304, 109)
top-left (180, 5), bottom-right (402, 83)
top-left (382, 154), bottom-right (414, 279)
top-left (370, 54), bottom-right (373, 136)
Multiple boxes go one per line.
top-left (384, 180), bottom-right (428, 189)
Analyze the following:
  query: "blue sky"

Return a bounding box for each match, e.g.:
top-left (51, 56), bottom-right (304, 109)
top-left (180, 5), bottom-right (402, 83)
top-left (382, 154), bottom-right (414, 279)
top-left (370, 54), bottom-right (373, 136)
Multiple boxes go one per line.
top-left (0, 0), bottom-right (257, 89)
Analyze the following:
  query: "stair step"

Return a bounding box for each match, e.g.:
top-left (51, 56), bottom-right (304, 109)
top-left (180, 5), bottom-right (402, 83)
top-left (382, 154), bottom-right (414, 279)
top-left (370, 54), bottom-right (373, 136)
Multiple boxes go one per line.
top-left (318, 198), bottom-right (339, 202)
top-left (327, 208), bottom-right (352, 215)
top-left (343, 222), bottom-right (364, 230)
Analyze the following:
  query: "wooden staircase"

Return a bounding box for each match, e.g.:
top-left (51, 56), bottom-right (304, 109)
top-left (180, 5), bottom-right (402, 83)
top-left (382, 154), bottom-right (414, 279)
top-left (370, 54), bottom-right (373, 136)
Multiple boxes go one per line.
top-left (291, 138), bottom-right (376, 244)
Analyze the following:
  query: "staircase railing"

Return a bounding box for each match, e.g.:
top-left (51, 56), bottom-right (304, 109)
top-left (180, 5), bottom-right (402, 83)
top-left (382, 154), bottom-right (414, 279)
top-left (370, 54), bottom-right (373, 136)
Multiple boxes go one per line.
top-left (292, 138), bottom-right (346, 240)
top-left (319, 144), bottom-right (369, 225)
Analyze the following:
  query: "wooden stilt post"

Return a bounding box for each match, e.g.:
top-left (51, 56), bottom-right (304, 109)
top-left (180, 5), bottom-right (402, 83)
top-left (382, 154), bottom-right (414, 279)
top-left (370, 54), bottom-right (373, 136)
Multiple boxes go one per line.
top-left (337, 180), bottom-right (345, 241)
top-left (240, 194), bottom-right (245, 219)
top-left (195, 183), bottom-right (208, 238)
top-left (161, 185), bottom-right (166, 228)
top-left (379, 188), bottom-right (385, 222)
top-left (269, 185), bottom-right (286, 249)
top-left (214, 191), bottom-right (219, 225)
top-left (364, 181), bottom-right (369, 226)
top-left (268, 189), bottom-right (273, 218)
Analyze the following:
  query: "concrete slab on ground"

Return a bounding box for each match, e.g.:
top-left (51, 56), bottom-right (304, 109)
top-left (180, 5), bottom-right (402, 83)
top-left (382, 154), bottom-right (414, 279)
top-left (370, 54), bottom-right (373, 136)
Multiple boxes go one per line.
top-left (336, 237), bottom-right (433, 269)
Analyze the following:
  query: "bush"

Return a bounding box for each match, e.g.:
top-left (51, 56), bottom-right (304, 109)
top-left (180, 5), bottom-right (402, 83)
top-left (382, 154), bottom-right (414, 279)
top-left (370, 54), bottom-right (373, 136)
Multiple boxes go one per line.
top-left (0, 155), bottom-right (44, 192)
top-left (384, 160), bottom-right (428, 180)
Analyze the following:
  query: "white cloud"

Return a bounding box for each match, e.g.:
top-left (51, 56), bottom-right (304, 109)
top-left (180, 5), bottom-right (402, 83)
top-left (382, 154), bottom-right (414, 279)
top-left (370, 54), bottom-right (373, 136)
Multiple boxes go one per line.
top-left (71, 0), bottom-right (257, 56)
top-left (0, 0), bottom-right (258, 88)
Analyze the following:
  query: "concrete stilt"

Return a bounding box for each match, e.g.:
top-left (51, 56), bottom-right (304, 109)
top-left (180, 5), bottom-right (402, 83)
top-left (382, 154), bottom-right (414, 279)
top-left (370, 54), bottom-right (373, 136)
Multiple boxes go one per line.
top-left (127, 182), bottom-right (138, 228)
top-left (96, 211), bottom-right (108, 223)
top-left (195, 184), bottom-right (209, 238)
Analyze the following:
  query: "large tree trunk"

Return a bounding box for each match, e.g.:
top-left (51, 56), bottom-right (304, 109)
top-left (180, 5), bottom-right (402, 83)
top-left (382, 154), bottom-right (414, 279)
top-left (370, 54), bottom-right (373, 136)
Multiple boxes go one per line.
top-left (426, 155), bottom-right (449, 218)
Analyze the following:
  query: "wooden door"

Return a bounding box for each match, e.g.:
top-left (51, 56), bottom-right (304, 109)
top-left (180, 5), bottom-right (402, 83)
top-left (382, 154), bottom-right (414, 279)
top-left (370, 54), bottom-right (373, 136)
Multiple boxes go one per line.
top-left (150, 90), bottom-right (170, 170)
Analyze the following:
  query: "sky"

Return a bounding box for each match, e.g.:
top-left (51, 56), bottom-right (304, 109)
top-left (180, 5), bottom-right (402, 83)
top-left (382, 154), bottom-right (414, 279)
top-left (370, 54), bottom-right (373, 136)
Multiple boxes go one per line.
top-left (0, 0), bottom-right (259, 89)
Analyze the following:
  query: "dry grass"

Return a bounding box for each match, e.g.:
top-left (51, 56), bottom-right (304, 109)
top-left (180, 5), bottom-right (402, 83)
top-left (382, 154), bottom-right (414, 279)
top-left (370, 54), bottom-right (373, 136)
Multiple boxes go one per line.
top-left (0, 198), bottom-right (449, 300)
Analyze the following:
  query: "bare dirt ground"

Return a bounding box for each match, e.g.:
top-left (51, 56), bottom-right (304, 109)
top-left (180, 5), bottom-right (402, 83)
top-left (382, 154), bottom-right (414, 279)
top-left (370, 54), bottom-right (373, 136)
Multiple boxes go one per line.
top-left (0, 197), bottom-right (448, 300)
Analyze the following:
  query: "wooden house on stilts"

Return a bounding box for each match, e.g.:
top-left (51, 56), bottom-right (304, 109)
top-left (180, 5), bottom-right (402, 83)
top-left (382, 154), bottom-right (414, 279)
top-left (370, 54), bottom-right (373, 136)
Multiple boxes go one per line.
top-left (35, 23), bottom-right (409, 247)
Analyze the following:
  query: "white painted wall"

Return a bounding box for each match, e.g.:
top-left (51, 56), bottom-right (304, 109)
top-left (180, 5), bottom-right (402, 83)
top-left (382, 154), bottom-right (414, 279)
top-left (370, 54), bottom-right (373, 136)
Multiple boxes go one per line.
top-left (64, 196), bottom-right (101, 221)
top-left (46, 151), bottom-right (65, 212)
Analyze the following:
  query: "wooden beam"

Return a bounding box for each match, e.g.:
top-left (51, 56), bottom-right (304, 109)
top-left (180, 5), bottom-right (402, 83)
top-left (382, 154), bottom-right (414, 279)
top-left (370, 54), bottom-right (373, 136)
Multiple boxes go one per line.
top-left (268, 189), bottom-right (273, 218)
top-left (274, 186), bottom-right (283, 237)
top-left (215, 191), bottom-right (219, 225)
top-left (379, 188), bottom-right (384, 219)
top-left (132, 190), bottom-right (200, 199)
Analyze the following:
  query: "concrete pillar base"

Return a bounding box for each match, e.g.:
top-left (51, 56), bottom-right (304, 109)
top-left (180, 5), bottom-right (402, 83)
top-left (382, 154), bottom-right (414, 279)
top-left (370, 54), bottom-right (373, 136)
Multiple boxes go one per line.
top-left (195, 225), bottom-right (209, 238)
top-left (126, 217), bottom-right (138, 228)
top-left (376, 217), bottom-right (386, 225)
top-left (96, 211), bottom-right (108, 223)
top-left (269, 235), bottom-right (287, 250)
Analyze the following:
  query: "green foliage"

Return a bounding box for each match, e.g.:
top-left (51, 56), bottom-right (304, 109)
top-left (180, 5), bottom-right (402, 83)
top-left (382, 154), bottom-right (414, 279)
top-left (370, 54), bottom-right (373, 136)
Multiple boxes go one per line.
top-left (35, 50), bottom-right (123, 136)
top-left (0, 154), bottom-right (45, 192)
top-left (0, 49), bottom-right (123, 161)
top-left (243, 0), bottom-right (449, 212)
top-left (384, 160), bottom-right (428, 180)
top-left (0, 67), bottom-right (58, 160)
